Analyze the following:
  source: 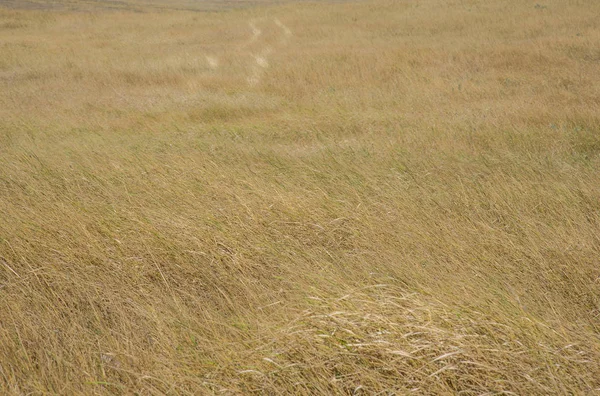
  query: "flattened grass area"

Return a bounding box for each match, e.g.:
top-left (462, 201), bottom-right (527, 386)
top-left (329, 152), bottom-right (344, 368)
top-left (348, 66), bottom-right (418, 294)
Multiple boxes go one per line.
top-left (1, 0), bottom-right (600, 393)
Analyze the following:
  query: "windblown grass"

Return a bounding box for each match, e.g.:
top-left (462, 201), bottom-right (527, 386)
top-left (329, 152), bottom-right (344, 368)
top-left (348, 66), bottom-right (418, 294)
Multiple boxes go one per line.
top-left (1, 0), bottom-right (599, 393)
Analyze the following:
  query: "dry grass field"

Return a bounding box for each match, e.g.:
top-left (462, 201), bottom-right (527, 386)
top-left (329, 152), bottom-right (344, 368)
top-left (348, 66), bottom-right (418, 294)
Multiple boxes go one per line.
top-left (1, 0), bottom-right (600, 393)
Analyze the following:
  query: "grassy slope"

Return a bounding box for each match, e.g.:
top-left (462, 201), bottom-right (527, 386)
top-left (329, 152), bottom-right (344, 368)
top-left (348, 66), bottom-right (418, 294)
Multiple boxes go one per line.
top-left (1, 0), bottom-right (600, 393)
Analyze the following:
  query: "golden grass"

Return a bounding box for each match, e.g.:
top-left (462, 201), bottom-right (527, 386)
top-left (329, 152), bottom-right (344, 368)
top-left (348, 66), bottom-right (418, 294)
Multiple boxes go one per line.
top-left (1, 0), bottom-right (600, 393)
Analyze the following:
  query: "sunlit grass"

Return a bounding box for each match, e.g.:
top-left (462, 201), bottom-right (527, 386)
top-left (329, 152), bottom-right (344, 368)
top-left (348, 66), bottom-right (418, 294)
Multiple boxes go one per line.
top-left (1, 0), bottom-right (599, 393)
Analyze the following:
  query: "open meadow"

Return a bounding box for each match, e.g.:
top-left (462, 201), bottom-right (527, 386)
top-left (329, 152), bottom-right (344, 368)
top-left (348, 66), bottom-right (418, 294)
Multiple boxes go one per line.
top-left (1, 0), bottom-right (600, 393)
